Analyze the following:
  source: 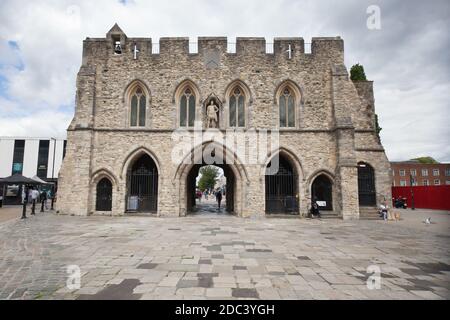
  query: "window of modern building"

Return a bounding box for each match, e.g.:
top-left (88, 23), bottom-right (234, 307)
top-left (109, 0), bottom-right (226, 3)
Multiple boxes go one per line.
top-left (433, 169), bottom-right (440, 176)
top-left (434, 179), bottom-right (440, 185)
top-left (410, 169), bottom-right (416, 176)
top-left (11, 140), bottom-right (25, 175)
top-left (411, 178), bottom-right (418, 186)
top-left (37, 140), bottom-right (50, 178)
top-left (400, 180), bottom-right (407, 186)
top-left (445, 168), bottom-right (450, 176)
top-left (423, 179), bottom-right (429, 186)
top-left (421, 169), bottom-right (428, 176)
top-left (399, 169), bottom-right (405, 176)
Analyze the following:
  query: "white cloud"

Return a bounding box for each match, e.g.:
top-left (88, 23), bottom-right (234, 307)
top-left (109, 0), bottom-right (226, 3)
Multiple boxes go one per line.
top-left (0, 0), bottom-right (449, 161)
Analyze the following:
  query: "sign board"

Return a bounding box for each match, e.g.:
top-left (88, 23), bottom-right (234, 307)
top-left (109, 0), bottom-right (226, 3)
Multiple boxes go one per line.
top-left (316, 201), bottom-right (327, 207)
top-left (127, 196), bottom-right (138, 211)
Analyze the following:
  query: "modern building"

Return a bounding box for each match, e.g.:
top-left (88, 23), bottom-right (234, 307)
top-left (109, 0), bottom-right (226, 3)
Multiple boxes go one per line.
top-left (57, 24), bottom-right (391, 219)
top-left (0, 136), bottom-right (67, 204)
top-left (391, 161), bottom-right (450, 187)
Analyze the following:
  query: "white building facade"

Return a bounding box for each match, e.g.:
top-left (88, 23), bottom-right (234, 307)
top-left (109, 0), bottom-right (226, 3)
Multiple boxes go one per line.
top-left (0, 137), bottom-right (67, 180)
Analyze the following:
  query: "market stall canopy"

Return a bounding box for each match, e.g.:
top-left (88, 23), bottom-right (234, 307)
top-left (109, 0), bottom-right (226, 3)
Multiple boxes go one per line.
top-left (0, 173), bottom-right (40, 184)
top-left (31, 175), bottom-right (50, 184)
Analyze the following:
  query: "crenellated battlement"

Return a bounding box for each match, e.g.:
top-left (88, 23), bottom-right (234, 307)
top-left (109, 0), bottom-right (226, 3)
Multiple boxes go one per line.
top-left (81, 23), bottom-right (344, 65)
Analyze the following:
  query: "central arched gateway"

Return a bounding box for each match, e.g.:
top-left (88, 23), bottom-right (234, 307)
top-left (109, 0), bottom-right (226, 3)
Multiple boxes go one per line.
top-left (174, 142), bottom-right (248, 217)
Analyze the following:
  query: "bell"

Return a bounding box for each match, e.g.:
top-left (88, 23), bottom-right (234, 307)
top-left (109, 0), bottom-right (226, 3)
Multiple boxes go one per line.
top-left (114, 43), bottom-right (122, 54)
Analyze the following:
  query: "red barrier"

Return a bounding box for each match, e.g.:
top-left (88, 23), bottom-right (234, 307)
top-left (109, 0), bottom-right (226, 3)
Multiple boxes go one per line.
top-left (392, 185), bottom-right (450, 210)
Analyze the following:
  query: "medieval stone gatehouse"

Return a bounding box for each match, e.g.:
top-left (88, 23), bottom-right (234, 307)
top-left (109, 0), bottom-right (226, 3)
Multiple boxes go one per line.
top-left (57, 24), bottom-right (391, 219)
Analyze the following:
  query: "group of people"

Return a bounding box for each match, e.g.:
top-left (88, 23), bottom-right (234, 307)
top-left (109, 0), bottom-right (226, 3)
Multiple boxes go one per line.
top-left (22, 186), bottom-right (53, 210)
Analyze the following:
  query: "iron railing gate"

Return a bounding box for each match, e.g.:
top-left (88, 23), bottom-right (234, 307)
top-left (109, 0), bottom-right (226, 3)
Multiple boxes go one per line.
top-left (96, 178), bottom-right (112, 211)
top-left (311, 176), bottom-right (333, 210)
top-left (358, 164), bottom-right (376, 206)
top-left (127, 165), bottom-right (158, 213)
top-left (265, 161), bottom-right (298, 214)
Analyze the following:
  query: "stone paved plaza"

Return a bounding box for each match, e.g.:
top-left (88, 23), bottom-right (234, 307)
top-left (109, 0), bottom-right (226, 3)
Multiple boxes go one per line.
top-left (0, 207), bottom-right (449, 300)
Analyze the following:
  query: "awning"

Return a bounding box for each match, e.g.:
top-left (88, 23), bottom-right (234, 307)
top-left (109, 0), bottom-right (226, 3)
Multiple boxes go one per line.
top-left (0, 173), bottom-right (41, 184)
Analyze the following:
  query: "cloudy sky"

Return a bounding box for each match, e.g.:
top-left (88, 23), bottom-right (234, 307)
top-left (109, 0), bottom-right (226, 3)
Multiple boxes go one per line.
top-left (0, 0), bottom-right (449, 161)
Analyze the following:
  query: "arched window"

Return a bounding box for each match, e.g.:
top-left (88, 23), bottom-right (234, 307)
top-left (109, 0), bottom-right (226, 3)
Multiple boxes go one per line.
top-left (229, 87), bottom-right (245, 127)
top-left (279, 87), bottom-right (295, 127)
top-left (130, 86), bottom-right (146, 127)
top-left (180, 87), bottom-right (196, 127)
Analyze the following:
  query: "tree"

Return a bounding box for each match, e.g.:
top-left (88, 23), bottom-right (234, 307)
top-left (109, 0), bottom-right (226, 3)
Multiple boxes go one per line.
top-left (197, 166), bottom-right (219, 191)
top-left (411, 157), bottom-right (439, 164)
top-left (350, 63), bottom-right (367, 81)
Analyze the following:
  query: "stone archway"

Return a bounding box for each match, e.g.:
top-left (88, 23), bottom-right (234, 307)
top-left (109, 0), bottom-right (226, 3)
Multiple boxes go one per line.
top-left (174, 141), bottom-right (249, 217)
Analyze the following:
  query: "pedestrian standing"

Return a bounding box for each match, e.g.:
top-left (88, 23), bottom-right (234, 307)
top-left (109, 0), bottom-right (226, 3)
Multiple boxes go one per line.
top-left (215, 189), bottom-right (222, 209)
top-left (31, 187), bottom-right (39, 215)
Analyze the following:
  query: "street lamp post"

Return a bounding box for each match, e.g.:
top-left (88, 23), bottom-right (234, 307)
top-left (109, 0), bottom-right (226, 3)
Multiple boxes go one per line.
top-left (51, 138), bottom-right (56, 210)
top-left (410, 174), bottom-right (415, 210)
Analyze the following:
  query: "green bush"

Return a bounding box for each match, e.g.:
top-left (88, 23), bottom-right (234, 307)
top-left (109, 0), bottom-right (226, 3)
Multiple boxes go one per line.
top-left (350, 63), bottom-right (367, 81)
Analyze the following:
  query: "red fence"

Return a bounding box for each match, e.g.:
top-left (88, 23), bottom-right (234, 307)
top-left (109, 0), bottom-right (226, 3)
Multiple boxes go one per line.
top-left (392, 185), bottom-right (450, 211)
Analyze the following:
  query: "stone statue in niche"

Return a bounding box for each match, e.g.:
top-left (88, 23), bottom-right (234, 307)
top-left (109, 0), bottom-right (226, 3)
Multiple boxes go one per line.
top-left (206, 100), bottom-right (219, 128)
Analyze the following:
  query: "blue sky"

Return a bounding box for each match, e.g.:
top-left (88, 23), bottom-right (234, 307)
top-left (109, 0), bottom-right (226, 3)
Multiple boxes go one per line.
top-left (0, 0), bottom-right (449, 161)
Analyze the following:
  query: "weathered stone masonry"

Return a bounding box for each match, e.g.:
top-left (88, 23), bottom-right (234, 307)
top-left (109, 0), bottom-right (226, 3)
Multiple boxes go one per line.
top-left (57, 24), bottom-right (391, 219)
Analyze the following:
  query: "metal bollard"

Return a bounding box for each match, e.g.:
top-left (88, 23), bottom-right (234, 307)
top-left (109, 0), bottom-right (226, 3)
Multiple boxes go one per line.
top-left (51, 197), bottom-right (54, 210)
top-left (21, 201), bottom-right (27, 219)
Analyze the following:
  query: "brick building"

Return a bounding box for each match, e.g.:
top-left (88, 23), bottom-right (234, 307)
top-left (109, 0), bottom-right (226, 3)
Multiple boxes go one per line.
top-left (391, 161), bottom-right (450, 187)
top-left (57, 24), bottom-right (391, 219)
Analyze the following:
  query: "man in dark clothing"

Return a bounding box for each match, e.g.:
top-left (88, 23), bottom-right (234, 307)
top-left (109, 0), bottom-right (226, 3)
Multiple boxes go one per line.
top-left (216, 190), bottom-right (223, 209)
top-left (311, 197), bottom-right (321, 218)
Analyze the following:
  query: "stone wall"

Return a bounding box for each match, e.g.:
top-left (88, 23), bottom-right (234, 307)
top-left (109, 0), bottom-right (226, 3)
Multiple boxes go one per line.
top-left (57, 25), bottom-right (391, 219)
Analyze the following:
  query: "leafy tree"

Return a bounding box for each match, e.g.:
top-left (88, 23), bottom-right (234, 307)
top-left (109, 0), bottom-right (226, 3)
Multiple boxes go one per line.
top-left (197, 166), bottom-right (219, 191)
top-left (411, 157), bottom-right (439, 164)
top-left (350, 63), bottom-right (367, 81)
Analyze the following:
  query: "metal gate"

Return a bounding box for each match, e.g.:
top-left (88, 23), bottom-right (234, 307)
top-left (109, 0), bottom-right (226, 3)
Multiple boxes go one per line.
top-left (127, 155), bottom-right (158, 213)
top-left (265, 157), bottom-right (298, 214)
top-left (96, 178), bottom-right (112, 211)
top-left (358, 163), bottom-right (376, 206)
top-left (311, 175), bottom-right (333, 210)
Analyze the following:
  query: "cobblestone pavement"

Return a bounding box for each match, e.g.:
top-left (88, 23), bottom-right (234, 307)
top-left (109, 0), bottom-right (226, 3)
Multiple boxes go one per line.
top-left (0, 209), bottom-right (449, 300)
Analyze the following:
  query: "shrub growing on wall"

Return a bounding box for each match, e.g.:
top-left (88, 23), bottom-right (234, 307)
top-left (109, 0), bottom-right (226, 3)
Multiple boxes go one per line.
top-left (350, 63), bottom-right (367, 81)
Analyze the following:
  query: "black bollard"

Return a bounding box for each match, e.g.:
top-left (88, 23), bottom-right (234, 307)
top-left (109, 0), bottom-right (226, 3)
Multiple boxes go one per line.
top-left (51, 197), bottom-right (54, 210)
top-left (40, 199), bottom-right (45, 212)
top-left (31, 200), bottom-right (36, 215)
top-left (21, 201), bottom-right (27, 219)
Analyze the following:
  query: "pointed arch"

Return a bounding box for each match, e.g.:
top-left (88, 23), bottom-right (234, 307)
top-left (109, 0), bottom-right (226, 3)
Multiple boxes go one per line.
top-left (223, 80), bottom-right (252, 128)
top-left (124, 79), bottom-right (151, 127)
top-left (261, 146), bottom-right (304, 180)
top-left (173, 79), bottom-right (201, 128)
top-left (173, 140), bottom-right (250, 184)
top-left (306, 169), bottom-right (335, 189)
top-left (91, 168), bottom-right (119, 190)
top-left (274, 79), bottom-right (303, 128)
top-left (120, 146), bottom-right (161, 179)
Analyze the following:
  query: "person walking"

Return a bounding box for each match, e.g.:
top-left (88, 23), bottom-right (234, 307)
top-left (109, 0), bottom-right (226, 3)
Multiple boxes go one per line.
top-left (379, 201), bottom-right (389, 221)
top-left (215, 189), bottom-right (222, 209)
top-left (31, 187), bottom-right (39, 215)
